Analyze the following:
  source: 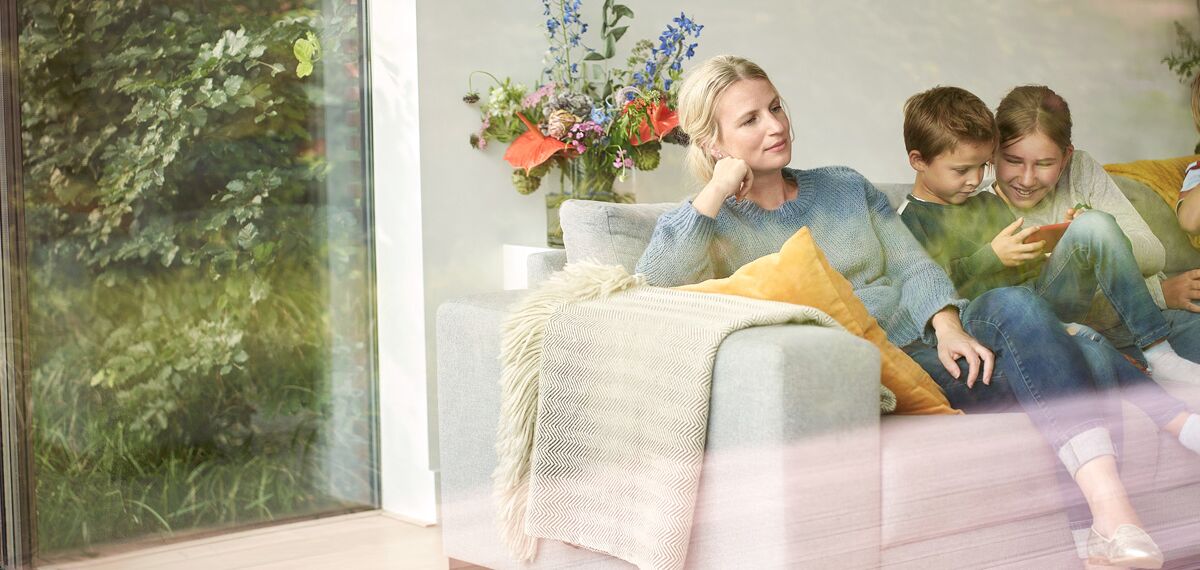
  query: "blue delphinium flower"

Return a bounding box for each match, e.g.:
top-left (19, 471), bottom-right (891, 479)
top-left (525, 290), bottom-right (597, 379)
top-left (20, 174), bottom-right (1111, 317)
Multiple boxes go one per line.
top-left (590, 107), bottom-right (609, 125)
top-left (634, 12), bottom-right (703, 90)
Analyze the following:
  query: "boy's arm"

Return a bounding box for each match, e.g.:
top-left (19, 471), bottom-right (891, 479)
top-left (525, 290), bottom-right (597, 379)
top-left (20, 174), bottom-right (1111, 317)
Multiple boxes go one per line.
top-left (946, 243), bottom-right (1006, 287)
top-left (900, 202), bottom-right (1005, 290)
top-left (1177, 162), bottom-right (1200, 235)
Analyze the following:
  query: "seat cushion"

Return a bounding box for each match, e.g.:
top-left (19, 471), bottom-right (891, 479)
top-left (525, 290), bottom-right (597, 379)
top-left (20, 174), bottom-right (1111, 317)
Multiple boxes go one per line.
top-left (559, 199), bottom-right (675, 271)
top-left (880, 403), bottom-right (1170, 549)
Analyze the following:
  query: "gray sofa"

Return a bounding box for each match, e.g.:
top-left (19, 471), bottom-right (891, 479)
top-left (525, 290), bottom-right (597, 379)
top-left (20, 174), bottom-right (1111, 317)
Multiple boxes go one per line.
top-left (437, 179), bottom-right (1200, 569)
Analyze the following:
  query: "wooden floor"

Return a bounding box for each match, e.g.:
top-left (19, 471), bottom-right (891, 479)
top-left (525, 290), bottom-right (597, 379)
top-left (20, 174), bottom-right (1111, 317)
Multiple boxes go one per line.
top-left (38, 511), bottom-right (449, 570)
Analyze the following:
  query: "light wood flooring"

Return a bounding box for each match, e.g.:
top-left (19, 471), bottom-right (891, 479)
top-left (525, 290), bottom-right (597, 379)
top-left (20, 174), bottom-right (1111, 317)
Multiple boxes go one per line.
top-left (38, 511), bottom-right (448, 570)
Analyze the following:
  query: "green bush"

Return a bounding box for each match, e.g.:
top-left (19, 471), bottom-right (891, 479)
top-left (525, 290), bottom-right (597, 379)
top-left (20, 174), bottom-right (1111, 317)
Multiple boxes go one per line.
top-left (20, 0), bottom-right (373, 552)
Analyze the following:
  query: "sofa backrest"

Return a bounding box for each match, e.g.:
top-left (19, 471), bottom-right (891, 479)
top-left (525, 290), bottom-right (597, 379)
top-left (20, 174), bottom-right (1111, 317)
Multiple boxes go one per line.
top-left (561, 177), bottom-right (1200, 276)
top-left (1111, 175), bottom-right (1200, 275)
top-left (560, 182), bottom-right (915, 272)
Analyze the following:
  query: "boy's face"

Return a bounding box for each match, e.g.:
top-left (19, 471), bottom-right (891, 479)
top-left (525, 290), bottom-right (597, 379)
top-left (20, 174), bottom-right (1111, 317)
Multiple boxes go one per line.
top-left (909, 140), bottom-right (994, 205)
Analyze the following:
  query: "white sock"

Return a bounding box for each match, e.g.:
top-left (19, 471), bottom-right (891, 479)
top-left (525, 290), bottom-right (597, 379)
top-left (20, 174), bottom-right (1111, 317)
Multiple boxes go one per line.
top-left (1180, 414), bottom-right (1200, 455)
top-left (1144, 341), bottom-right (1200, 384)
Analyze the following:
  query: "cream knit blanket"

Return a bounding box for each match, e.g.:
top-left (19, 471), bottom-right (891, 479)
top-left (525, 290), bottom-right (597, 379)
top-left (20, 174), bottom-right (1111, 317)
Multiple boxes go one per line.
top-left (494, 262), bottom-right (889, 570)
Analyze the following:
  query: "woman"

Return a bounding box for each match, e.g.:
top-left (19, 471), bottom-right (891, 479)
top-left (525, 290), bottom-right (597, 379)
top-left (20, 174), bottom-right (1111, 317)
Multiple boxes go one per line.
top-left (637, 55), bottom-right (1163, 568)
top-left (992, 85), bottom-right (1200, 382)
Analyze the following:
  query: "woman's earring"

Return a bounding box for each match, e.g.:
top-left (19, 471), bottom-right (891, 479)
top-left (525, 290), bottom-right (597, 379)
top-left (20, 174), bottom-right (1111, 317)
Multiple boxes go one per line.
top-left (711, 148), bottom-right (724, 159)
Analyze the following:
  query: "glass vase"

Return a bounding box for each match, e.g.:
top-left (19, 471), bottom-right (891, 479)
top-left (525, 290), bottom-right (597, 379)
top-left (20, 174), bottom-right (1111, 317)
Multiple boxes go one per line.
top-left (545, 159), bottom-right (633, 248)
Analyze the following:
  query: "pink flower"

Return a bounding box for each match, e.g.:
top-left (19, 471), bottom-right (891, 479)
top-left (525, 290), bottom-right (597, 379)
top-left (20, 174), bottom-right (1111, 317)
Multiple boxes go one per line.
top-left (522, 82), bottom-right (557, 108)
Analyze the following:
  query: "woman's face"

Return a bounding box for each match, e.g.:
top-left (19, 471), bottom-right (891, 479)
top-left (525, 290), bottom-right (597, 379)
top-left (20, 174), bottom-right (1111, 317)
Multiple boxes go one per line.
top-left (993, 130), bottom-right (1073, 210)
top-left (713, 78), bottom-right (791, 173)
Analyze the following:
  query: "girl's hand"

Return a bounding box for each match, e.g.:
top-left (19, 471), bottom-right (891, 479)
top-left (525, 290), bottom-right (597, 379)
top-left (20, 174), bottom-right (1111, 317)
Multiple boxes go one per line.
top-left (990, 217), bottom-right (1043, 267)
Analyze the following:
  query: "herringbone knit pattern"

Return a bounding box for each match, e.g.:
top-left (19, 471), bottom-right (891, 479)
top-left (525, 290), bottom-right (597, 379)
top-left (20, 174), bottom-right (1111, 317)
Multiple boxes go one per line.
top-left (524, 284), bottom-right (841, 570)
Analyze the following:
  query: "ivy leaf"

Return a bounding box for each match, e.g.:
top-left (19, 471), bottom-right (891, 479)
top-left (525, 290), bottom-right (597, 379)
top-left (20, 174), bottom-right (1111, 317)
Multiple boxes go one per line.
top-left (612, 5), bottom-right (634, 20)
top-left (292, 31), bottom-right (321, 79)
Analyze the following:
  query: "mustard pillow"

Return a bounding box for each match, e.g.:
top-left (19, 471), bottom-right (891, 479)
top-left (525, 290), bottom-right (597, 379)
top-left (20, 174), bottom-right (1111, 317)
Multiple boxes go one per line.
top-left (677, 227), bottom-right (959, 415)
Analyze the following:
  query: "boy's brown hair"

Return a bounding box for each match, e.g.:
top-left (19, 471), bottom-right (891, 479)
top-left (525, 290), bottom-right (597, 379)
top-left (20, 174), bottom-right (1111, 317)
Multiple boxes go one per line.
top-left (903, 86), bottom-right (997, 160)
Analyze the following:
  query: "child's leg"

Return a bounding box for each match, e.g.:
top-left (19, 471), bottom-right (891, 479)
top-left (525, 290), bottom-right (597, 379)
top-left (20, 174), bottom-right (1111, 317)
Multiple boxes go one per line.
top-left (1072, 323), bottom-right (1200, 454)
top-left (1034, 211), bottom-right (1200, 383)
top-left (1034, 212), bottom-right (1169, 346)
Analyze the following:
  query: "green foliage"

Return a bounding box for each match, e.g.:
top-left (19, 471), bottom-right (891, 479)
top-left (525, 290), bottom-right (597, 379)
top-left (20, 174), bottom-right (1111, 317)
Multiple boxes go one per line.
top-left (1164, 21), bottom-right (1200, 82)
top-left (20, 0), bottom-right (372, 553)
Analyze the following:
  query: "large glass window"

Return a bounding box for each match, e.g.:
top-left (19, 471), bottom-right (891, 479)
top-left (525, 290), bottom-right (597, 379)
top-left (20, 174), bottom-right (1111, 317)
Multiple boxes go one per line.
top-left (16, 0), bottom-right (376, 560)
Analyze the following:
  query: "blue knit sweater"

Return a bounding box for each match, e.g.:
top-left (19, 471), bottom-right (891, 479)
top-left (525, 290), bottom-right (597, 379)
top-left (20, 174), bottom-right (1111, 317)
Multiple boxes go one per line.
top-left (635, 166), bottom-right (969, 347)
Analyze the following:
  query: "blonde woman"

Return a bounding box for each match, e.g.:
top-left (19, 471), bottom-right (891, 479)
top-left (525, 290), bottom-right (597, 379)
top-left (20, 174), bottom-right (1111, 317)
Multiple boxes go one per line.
top-left (636, 56), bottom-right (1163, 568)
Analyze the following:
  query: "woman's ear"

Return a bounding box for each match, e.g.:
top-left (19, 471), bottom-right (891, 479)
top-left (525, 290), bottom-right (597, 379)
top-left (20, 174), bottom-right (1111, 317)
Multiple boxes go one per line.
top-left (1063, 144), bottom-right (1075, 165)
top-left (907, 149), bottom-right (927, 172)
top-left (710, 147), bottom-right (724, 159)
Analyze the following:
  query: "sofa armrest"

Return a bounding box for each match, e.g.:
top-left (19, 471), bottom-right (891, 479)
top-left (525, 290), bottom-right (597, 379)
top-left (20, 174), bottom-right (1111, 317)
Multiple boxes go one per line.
top-left (527, 250), bottom-right (567, 287)
top-left (436, 292), bottom-right (882, 569)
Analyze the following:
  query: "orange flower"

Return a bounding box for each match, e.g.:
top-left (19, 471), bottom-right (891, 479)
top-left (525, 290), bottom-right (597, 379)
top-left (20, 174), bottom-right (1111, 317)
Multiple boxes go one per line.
top-left (503, 113), bottom-right (565, 173)
top-left (629, 101), bottom-right (679, 146)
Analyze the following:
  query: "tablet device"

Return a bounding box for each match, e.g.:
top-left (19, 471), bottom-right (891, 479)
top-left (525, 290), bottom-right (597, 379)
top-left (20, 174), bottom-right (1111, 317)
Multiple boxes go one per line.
top-left (1023, 221), bottom-right (1071, 252)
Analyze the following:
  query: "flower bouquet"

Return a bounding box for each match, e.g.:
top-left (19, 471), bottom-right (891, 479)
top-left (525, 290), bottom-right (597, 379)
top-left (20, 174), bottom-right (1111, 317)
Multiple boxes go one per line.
top-left (465, 0), bottom-right (703, 246)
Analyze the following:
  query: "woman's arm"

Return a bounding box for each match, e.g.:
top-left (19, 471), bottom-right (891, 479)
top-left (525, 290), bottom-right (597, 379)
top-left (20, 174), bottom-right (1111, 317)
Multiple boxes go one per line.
top-left (635, 201), bottom-right (720, 286)
top-left (930, 307), bottom-right (995, 387)
top-left (865, 180), bottom-right (970, 343)
top-left (1072, 151), bottom-right (1165, 276)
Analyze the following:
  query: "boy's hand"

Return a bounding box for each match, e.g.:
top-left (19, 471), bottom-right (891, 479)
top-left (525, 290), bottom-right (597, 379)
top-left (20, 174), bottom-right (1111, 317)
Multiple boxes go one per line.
top-left (990, 217), bottom-right (1043, 267)
top-left (1162, 269), bottom-right (1200, 312)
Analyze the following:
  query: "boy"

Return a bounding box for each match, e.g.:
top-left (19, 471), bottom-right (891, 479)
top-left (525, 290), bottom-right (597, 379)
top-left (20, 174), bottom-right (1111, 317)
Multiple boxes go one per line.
top-left (896, 86), bottom-right (1043, 300)
top-left (1176, 73), bottom-right (1200, 235)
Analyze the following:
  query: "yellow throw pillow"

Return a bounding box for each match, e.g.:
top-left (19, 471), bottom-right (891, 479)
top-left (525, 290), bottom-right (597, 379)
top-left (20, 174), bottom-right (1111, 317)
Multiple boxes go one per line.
top-left (677, 227), bottom-right (959, 415)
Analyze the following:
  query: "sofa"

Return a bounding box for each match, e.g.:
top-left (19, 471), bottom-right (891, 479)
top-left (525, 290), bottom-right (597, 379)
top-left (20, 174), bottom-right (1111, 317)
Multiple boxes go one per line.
top-left (436, 177), bottom-right (1200, 569)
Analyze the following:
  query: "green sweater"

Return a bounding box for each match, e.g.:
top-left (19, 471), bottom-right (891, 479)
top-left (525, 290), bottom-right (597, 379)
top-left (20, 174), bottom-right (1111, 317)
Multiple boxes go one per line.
top-left (899, 192), bottom-right (1042, 300)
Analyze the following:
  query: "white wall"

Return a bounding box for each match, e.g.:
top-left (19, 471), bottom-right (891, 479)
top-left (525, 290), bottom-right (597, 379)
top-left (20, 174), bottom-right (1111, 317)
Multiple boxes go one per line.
top-left (391, 0), bottom-right (1198, 520)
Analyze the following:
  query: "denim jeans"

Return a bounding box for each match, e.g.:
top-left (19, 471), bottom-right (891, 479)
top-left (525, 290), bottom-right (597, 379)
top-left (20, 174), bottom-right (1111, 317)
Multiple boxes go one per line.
top-left (1099, 308), bottom-right (1200, 365)
top-left (1032, 211), bottom-right (1172, 350)
top-left (903, 287), bottom-right (1119, 532)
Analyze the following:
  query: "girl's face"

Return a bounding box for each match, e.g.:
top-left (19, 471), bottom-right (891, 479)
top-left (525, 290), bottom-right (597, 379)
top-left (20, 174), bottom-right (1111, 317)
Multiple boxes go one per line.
top-left (993, 129), bottom-right (1073, 210)
top-left (713, 78), bottom-right (791, 173)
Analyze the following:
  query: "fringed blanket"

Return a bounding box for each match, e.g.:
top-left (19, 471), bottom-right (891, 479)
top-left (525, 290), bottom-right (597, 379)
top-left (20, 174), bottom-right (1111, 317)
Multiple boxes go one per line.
top-left (494, 262), bottom-right (892, 570)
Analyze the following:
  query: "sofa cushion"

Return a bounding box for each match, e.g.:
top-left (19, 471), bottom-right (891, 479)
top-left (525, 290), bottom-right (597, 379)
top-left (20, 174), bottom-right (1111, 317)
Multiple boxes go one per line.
top-left (560, 199), bottom-right (675, 271)
top-left (1111, 174), bottom-right (1200, 276)
top-left (678, 227), bottom-right (954, 415)
top-left (879, 397), bottom-right (1193, 549)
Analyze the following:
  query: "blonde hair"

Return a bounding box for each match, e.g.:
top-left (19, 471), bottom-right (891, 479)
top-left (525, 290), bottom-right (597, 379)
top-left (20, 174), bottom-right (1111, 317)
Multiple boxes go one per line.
top-left (676, 55), bottom-right (779, 184)
top-left (1191, 73), bottom-right (1200, 134)
top-left (995, 85), bottom-right (1072, 152)
top-left (902, 86), bottom-right (996, 160)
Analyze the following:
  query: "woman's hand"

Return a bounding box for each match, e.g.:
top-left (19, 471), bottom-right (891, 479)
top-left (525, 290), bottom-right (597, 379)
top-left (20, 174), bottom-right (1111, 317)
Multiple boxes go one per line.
top-left (931, 308), bottom-right (995, 388)
top-left (990, 217), bottom-right (1043, 267)
top-left (692, 157), bottom-right (753, 218)
top-left (1162, 269), bottom-right (1200, 312)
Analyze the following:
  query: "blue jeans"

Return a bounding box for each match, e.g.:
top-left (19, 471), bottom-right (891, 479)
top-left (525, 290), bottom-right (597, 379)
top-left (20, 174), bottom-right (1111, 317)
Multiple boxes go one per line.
top-left (1032, 211), bottom-right (1171, 350)
top-left (903, 287), bottom-right (1118, 532)
top-left (1099, 308), bottom-right (1200, 365)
